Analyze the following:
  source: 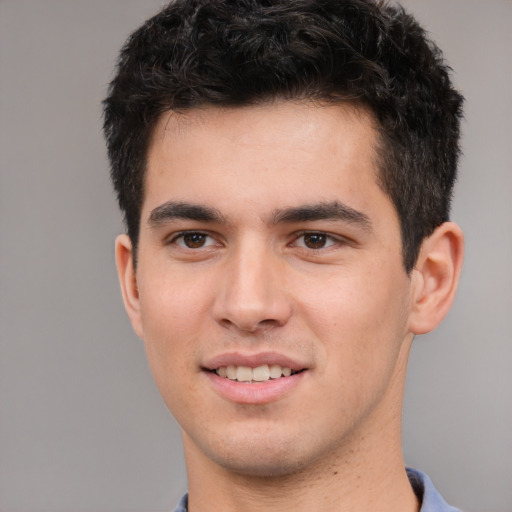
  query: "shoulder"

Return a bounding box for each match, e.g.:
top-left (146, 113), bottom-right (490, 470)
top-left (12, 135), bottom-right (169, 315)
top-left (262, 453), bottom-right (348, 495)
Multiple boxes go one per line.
top-left (172, 492), bottom-right (188, 512)
top-left (174, 471), bottom-right (461, 512)
top-left (407, 468), bottom-right (462, 512)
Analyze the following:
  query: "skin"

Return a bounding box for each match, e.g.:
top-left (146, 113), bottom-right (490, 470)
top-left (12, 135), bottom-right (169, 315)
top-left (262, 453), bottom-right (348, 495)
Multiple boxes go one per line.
top-left (116, 101), bottom-right (464, 512)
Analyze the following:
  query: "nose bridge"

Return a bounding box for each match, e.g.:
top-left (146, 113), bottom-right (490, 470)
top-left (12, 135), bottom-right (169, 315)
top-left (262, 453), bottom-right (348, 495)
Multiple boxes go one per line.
top-left (213, 235), bottom-right (290, 332)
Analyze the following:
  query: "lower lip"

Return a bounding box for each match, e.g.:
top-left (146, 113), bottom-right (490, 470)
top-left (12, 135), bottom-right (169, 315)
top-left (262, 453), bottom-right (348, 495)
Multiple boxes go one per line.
top-left (204, 371), bottom-right (306, 405)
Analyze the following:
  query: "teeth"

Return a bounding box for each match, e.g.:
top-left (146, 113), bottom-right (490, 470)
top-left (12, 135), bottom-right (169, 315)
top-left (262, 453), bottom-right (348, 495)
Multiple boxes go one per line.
top-left (236, 366), bottom-right (253, 382)
top-left (226, 365), bottom-right (236, 380)
top-left (269, 364), bottom-right (282, 379)
top-left (252, 365), bottom-right (270, 381)
top-left (215, 364), bottom-right (295, 382)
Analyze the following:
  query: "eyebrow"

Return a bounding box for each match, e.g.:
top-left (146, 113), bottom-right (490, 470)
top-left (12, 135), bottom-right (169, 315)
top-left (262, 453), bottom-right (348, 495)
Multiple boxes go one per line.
top-left (148, 199), bottom-right (372, 231)
top-left (272, 201), bottom-right (372, 230)
top-left (148, 201), bottom-right (225, 226)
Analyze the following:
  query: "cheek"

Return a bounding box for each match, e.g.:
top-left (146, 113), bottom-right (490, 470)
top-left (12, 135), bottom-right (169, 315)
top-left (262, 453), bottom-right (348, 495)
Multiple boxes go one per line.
top-left (297, 264), bottom-right (411, 372)
top-left (139, 267), bottom-right (209, 338)
top-left (295, 269), bottom-right (411, 428)
top-left (137, 273), bottom-right (209, 389)
top-left (138, 290), bottom-right (202, 419)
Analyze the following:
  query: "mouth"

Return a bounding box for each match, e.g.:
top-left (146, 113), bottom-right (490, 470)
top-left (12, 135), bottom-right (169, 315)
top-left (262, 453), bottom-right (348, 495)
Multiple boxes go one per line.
top-left (204, 361), bottom-right (308, 404)
top-left (202, 353), bottom-right (309, 403)
top-left (212, 364), bottom-right (304, 383)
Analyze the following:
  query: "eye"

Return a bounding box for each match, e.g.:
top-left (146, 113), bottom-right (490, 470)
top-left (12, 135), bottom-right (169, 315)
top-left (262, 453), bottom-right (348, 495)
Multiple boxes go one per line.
top-left (172, 231), bottom-right (217, 249)
top-left (293, 232), bottom-right (337, 250)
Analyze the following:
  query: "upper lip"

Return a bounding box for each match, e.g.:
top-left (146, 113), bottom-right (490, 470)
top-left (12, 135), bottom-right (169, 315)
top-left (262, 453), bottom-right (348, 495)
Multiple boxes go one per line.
top-left (202, 351), bottom-right (309, 372)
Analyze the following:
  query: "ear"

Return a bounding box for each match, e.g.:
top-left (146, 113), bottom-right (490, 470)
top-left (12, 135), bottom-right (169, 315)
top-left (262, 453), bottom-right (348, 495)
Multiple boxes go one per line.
top-left (408, 222), bottom-right (464, 335)
top-left (115, 234), bottom-right (144, 339)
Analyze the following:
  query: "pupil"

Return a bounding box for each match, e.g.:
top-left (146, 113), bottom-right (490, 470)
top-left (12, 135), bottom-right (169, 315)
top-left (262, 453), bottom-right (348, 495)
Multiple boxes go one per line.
top-left (304, 233), bottom-right (326, 249)
top-left (184, 233), bottom-right (205, 248)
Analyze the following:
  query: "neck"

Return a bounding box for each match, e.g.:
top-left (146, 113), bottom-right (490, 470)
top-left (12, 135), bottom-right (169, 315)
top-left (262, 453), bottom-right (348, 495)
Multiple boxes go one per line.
top-left (183, 411), bottom-right (419, 512)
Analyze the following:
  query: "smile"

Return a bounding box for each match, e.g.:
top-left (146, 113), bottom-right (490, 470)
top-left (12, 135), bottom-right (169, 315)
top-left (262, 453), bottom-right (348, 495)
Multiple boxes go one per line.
top-left (215, 364), bottom-right (298, 383)
top-left (203, 354), bottom-right (308, 404)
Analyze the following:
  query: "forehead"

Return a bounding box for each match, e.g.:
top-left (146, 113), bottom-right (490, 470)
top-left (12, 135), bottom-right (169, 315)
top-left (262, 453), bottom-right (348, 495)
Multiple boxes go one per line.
top-left (143, 101), bottom-right (389, 224)
top-left (150, 101), bottom-right (378, 159)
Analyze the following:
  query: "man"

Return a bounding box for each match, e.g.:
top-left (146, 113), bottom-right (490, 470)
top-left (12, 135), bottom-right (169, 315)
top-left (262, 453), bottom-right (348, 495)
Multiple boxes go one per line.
top-left (103, 1), bottom-right (464, 511)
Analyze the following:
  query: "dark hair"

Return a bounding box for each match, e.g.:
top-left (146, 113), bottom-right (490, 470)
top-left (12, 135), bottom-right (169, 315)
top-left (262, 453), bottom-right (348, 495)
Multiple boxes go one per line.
top-left (103, 0), bottom-right (463, 271)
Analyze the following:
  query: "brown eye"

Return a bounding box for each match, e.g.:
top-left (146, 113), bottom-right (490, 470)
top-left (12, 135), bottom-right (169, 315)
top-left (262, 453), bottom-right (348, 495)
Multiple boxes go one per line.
top-left (182, 233), bottom-right (208, 248)
top-left (303, 233), bottom-right (327, 249)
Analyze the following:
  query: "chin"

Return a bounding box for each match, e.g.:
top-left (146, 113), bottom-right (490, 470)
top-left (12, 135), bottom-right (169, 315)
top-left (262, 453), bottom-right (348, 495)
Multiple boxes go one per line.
top-left (195, 428), bottom-right (331, 479)
top-left (215, 451), bottom-right (309, 478)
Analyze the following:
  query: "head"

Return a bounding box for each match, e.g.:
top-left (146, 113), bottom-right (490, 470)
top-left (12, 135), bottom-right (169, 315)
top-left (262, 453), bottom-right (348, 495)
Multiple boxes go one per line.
top-left (103, 0), bottom-right (463, 273)
top-left (103, 0), bottom-right (465, 486)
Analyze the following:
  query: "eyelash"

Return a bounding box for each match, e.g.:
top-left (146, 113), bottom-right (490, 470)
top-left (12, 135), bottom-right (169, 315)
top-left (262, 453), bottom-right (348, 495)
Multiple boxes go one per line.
top-left (168, 230), bottom-right (345, 251)
top-left (169, 231), bottom-right (218, 249)
top-left (291, 231), bottom-right (344, 250)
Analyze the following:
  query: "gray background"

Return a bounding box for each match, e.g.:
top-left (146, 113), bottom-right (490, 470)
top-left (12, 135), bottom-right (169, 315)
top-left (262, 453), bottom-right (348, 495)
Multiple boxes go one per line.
top-left (0, 1), bottom-right (510, 511)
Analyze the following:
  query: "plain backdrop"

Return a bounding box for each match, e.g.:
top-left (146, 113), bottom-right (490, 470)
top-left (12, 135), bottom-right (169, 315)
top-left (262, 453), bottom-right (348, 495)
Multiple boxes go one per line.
top-left (0, 1), bottom-right (511, 511)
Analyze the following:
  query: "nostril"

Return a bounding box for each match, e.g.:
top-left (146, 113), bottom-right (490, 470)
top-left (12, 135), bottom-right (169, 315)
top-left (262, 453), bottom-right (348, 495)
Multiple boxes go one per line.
top-left (259, 318), bottom-right (281, 328)
top-left (218, 317), bottom-right (280, 333)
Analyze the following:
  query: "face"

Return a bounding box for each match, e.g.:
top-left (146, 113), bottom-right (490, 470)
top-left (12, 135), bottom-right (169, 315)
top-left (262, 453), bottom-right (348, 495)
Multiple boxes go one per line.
top-left (119, 101), bottom-right (419, 477)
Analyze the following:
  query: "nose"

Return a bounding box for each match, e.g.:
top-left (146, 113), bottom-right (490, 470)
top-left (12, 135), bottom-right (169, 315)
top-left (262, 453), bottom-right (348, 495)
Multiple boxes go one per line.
top-left (212, 240), bottom-right (292, 333)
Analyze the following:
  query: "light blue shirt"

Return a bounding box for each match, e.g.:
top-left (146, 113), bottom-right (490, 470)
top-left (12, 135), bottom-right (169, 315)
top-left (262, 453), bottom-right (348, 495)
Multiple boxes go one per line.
top-left (172, 468), bottom-right (461, 511)
top-left (406, 468), bottom-right (461, 512)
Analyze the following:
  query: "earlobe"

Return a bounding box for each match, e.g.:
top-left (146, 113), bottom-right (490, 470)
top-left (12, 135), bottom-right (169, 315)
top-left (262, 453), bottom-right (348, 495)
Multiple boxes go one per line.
top-left (115, 234), bottom-right (144, 339)
top-left (408, 222), bottom-right (464, 335)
